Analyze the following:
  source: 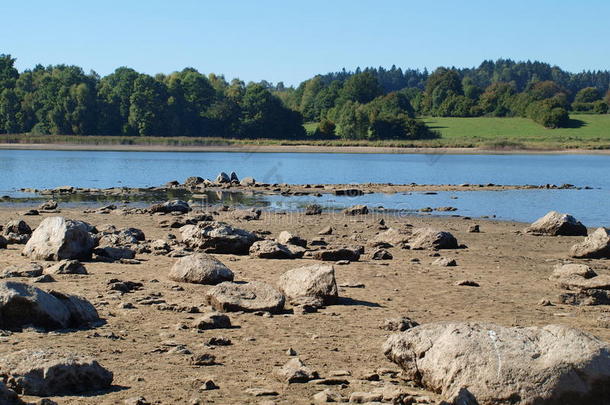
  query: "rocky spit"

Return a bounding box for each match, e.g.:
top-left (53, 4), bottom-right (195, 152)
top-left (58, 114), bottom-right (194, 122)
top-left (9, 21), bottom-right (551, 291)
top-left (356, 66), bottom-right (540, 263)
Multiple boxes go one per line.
top-left (0, 182), bottom-right (609, 404)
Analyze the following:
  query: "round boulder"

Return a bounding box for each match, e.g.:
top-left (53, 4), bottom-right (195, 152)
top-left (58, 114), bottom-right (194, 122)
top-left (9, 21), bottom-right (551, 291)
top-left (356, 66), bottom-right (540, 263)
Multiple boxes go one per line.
top-left (169, 253), bottom-right (234, 285)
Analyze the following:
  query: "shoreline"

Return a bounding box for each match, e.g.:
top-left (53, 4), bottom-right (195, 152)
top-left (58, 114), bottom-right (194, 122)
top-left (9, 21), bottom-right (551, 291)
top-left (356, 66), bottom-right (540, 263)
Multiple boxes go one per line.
top-left (3, 142), bottom-right (610, 155)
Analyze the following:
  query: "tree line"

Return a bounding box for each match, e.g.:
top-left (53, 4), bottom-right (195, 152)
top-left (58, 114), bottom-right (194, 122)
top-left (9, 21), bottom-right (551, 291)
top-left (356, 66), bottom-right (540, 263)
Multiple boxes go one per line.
top-left (1, 54), bottom-right (609, 141)
top-left (284, 60), bottom-right (610, 132)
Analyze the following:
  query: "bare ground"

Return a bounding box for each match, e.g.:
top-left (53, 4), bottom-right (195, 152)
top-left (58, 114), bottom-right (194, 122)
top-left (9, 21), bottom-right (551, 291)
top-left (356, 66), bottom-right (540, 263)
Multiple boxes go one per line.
top-left (0, 207), bottom-right (609, 404)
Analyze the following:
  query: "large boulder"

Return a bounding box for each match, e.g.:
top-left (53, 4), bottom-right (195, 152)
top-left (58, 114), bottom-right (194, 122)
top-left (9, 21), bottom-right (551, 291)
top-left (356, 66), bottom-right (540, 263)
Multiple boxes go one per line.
top-left (181, 222), bottom-right (258, 254)
top-left (0, 281), bottom-right (99, 331)
top-left (408, 228), bottom-right (458, 250)
top-left (384, 322), bottom-right (610, 405)
top-left (205, 281), bottom-right (285, 313)
top-left (0, 349), bottom-right (113, 396)
top-left (148, 200), bottom-right (190, 214)
top-left (249, 240), bottom-right (294, 259)
top-left (569, 227), bottom-right (610, 259)
top-left (22, 217), bottom-right (95, 261)
top-left (278, 264), bottom-right (338, 306)
top-left (525, 211), bottom-right (587, 236)
top-left (169, 253), bottom-right (234, 285)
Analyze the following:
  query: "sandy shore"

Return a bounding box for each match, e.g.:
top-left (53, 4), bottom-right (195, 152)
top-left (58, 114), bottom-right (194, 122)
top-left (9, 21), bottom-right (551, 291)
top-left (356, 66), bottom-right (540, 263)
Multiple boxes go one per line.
top-left (2, 142), bottom-right (610, 155)
top-left (0, 205), bottom-right (608, 404)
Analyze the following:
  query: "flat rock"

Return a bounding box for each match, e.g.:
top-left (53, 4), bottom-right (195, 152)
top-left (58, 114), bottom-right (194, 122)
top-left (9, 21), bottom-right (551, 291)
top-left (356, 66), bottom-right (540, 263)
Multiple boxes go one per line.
top-left (169, 253), bottom-right (234, 285)
top-left (313, 247), bottom-right (361, 262)
top-left (148, 200), bottom-right (190, 214)
top-left (205, 281), bottom-right (285, 313)
top-left (0, 349), bottom-right (113, 396)
top-left (2, 263), bottom-right (43, 278)
top-left (432, 257), bottom-right (457, 267)
top-left (384, 322), bottom-right (610, 404)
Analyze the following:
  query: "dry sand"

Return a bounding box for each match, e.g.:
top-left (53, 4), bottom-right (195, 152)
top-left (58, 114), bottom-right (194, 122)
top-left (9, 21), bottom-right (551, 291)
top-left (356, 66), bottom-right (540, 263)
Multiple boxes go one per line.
top-left (0, 207), bottom-right (609, 404)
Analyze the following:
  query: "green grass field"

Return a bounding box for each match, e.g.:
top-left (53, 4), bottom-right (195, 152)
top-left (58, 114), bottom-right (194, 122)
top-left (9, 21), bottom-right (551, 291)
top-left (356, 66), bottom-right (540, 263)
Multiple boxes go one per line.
top-left (1, 114), bottom-right (609, 150)
top-left (423, 114), bottom-right (610, 149)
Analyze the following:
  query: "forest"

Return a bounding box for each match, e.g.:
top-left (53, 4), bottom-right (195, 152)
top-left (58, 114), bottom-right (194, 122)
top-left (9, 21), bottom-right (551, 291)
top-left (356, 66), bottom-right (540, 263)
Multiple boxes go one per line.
top-left (1, 54), bottom-right (609, 141)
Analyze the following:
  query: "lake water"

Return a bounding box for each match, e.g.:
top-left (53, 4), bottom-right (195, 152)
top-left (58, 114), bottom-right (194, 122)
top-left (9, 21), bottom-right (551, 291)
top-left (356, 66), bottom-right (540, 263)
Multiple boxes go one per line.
top-left (1, 149), bottom-right (609, 226)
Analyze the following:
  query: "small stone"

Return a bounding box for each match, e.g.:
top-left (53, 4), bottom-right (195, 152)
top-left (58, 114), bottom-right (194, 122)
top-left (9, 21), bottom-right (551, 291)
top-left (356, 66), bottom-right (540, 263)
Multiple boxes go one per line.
top-left (432, 257), bottom-right (457, 267)
top-left (275, 358), bottom-right (319, 383)
top-left (349, 392), bottom-right (383, 403)
top-left (381, 317), bottom-right (419, 332)
top-left (124, 397), bottom-right (150, 405)
top-left (192, 312), bottom-right (231, 330)
top-left (245, 388), bottom-right (279, 397)
top-left (455, 280), bottom-right (480, 287)
top-left (286, 348), bottom-right (297, 356)
top-left (318, 226), bottom-right (333, 235)
top-left (190, 353), bottom-right (216, 366)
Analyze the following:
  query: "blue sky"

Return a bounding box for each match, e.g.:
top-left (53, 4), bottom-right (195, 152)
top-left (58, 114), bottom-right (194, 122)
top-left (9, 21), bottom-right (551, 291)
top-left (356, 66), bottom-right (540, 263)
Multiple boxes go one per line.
top-left (2, 0), bottom-right (608, 85)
